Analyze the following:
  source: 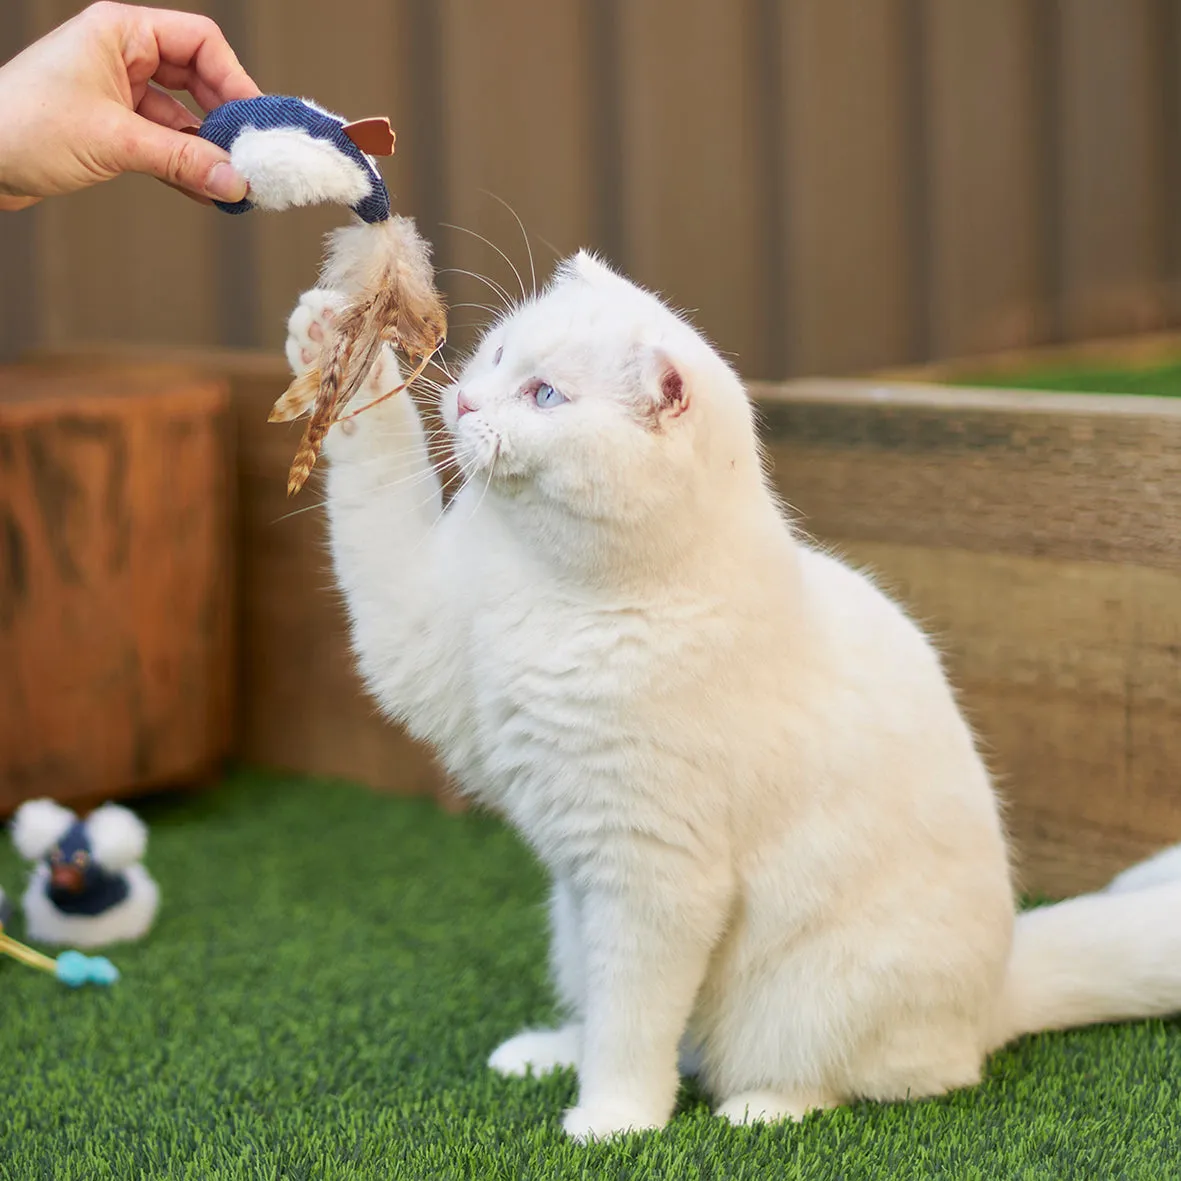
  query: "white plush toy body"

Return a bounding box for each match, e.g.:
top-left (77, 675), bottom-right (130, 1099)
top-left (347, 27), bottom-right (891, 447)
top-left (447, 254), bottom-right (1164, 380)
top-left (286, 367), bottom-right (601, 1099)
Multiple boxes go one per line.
top-left (13, 800), bottom-right (159, 948)
top-left (286, 253), bottom-right (1181, 1141)
top-left (196, 95), bottom-right (395, 223)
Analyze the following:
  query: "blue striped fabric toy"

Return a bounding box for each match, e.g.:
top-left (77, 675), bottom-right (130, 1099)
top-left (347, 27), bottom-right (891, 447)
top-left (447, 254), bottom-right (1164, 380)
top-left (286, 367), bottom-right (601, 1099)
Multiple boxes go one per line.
top-left (196, 95), bottom-right (396, 223)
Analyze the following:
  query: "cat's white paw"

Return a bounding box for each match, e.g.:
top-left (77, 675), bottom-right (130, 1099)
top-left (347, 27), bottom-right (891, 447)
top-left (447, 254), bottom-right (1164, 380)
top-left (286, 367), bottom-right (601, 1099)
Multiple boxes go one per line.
top-left (561, 1100), bottom-right (664, 1142)
top-left (285, 288), bottom-right (344, 377)
top-left (284, 288), bottom-right (402, 434)
top-left (715, 1089), bottom-right (835, 1126)
top-left (488, 1026), bottom-right (580, 1077)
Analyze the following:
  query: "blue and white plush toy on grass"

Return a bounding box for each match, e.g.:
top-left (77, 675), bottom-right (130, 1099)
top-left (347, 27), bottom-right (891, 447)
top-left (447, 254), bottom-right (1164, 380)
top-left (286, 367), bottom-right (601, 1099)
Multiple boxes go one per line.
top-left (13, 799), bottom-right (159, 948)
top-left (193, 95), bottom-right (447, 496)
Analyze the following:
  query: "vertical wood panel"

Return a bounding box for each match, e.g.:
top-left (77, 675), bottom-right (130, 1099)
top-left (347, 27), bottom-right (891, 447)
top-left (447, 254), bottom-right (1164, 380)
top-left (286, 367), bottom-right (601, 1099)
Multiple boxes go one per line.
top-left (29, 1), bottom-right (221, 351)
top-left (1157, 0), bottom-right (1181, 321)
top-left (437, 0), bottom-right (598, 353)
top-left (585, 0), bottom-right (626, 265)
top-left (617, 0), bottom-right (771, 378)
top-left (923, 1), bottom-right (1048, 357)
top-left (208, 0), bottom-right (260, 348)
top-left (1058, 0), bottom-right (1169, 337)
top-left (779, 0), bottom-right (917, 376)
top-left (10, 0), bottom-right (1181, 373)
top-left (0, 0), bottom-right (38, 361)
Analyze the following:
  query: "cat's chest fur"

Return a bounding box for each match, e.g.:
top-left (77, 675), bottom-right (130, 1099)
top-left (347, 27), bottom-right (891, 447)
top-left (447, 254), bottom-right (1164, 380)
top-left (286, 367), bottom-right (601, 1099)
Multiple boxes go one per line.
top-left (454, 521), bottom-right (739, 856)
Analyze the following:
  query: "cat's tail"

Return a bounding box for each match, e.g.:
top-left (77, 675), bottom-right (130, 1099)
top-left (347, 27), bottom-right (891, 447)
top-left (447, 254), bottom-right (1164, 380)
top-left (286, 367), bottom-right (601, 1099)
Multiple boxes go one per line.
top-left (990, 844), bottom-right (1181, 1049)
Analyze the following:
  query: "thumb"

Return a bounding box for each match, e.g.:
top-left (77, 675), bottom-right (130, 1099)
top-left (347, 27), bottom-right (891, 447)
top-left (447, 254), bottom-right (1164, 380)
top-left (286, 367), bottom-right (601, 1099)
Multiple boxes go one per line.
top-left (115, 114), bottom-right (247, 202)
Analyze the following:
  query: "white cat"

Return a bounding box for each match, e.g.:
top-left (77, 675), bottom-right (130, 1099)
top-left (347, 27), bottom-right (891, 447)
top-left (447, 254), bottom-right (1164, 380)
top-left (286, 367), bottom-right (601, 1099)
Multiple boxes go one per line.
top-left (286, 250), bottom-right (1181, 1142)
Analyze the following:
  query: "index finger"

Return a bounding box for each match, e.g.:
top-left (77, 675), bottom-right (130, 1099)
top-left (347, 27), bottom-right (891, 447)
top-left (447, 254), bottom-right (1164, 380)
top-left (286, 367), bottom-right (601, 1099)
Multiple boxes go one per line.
top-left (130, 6), bottom-right (261, 111)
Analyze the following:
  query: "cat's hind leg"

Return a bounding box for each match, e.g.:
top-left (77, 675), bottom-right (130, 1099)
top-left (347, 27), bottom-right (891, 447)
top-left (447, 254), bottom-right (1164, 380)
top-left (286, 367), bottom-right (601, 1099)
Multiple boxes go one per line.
top-left (488, 1026), bottom-right (581, 1077)
top-left (715, 1089), bottom-right (839, 1126)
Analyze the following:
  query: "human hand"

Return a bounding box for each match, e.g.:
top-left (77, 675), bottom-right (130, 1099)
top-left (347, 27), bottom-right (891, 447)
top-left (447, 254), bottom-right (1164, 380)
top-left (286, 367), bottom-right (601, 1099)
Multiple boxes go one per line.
top-left (0, 2), bottom-right (261, 211)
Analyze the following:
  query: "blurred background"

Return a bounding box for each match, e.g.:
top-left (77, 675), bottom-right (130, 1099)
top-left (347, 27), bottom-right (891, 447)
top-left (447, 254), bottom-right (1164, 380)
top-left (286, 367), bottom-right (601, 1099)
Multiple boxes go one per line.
top-left (3, 3), bottom-right (1181, 893)
top-left (3, 0), bottom-right (1180, 377)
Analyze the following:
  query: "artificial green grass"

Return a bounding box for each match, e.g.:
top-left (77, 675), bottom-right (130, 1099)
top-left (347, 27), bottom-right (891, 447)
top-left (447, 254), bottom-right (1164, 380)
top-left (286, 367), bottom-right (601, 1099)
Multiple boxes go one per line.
top-left (3, 771), bottom-right (1179, 1180)
top-left (954, 359), bottom-right (1181, 397)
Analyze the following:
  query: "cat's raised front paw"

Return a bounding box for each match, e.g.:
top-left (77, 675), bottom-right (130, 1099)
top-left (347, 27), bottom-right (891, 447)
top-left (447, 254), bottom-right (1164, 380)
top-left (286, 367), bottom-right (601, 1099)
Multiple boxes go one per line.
top-left (285, 289), bottom-right (402, 436)
top-left (285, 288), bottom-right (344, 377)
top-left (561, 1100), bottom-right (664, 1143)
top-left (488, 1025), bottom-right (580, 1077)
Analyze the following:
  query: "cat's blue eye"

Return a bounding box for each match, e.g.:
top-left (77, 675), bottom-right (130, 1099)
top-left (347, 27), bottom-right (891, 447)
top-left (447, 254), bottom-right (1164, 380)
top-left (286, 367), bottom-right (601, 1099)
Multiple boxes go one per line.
top-left (534, 383), bottom-right (567, 408)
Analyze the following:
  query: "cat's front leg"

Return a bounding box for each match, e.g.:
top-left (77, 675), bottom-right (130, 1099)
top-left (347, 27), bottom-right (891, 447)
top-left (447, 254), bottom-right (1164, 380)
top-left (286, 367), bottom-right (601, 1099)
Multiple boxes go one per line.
top-left (286, 289), bottom-right (463, 736)
top-left (286, 287), bottom-right (438, 515)
top-left (561, 858), bottom-right (730, 1142)
top-left (489, 878), bottom-right (584, 1078)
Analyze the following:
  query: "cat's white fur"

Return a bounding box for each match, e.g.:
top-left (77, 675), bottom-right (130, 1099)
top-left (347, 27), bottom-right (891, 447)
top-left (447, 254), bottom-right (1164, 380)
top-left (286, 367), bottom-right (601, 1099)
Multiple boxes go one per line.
top-left (13, 798), bottom-right (159, 947)
top-left (287, 254), bottom-right (1181, 1141)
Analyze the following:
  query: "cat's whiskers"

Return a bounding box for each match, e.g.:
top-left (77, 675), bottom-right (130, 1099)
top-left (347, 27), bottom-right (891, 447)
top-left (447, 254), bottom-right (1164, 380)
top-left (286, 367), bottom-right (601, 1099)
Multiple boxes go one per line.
top-left (478, 189), bottom-right (537, 299)
top-left (408, 373), bottom-right (448, 391)
top-left (367, 461), bottom-right (455, 503)
top-left (448, 301), bottom-right (502, 317)
top-left (410, 385), bottom-right (449, 404)
top-left (337, 436), bottom-right (451, 458)
top-left (269, 452), bottom-right (455, 524)
top-left (462, 439), bottom-right (500, 524)
top-left (429, 321), bottom-right (489, 337)
top-left (408, 459), bottom-right (476, 558)
top-left (438, 267), bottom-right (515, 313)
top-left (337, 444), bottom-right (454, 472)
top-left (441, 222), bottom-right (527, 304)
top-left (409, 394), bottom-right (446, 406)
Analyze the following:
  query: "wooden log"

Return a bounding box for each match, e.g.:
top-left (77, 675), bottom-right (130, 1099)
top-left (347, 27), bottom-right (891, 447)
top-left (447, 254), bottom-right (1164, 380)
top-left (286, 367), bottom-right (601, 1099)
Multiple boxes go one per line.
top-left (24, 345), bottom-right (452, 807)
top-left (0, 363), bottom-right (234, 815)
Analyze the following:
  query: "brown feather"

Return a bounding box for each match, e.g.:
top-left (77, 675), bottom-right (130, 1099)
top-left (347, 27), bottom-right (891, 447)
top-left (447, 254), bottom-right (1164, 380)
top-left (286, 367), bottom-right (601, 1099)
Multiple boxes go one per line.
top-left (269, 369), bottom-right (320, 422)
top-left (280, 215), bottom-right (448, 496)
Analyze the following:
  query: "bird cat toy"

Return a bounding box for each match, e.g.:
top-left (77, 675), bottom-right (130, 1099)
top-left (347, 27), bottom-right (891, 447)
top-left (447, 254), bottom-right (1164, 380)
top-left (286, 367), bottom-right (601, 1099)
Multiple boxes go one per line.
top-left (195, 95), bottom-right (448, 495)
top-left (13, 798), bottom-right (159, 948)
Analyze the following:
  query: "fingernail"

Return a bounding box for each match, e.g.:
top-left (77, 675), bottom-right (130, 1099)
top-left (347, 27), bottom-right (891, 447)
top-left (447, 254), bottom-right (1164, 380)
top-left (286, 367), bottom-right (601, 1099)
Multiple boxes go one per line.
top-left (206, 162), bottom-right (247, 202)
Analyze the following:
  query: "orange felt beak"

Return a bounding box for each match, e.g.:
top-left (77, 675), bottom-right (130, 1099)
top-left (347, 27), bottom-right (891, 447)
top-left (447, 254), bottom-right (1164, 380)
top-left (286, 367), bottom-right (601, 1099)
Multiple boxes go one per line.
top-left (50, 864), bottom-right (84, 893)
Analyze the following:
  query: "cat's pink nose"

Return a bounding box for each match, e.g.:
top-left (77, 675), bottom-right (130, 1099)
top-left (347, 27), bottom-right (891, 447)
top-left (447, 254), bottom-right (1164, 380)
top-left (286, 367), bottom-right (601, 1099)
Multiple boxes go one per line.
top-left (456, 391), bottom-right (477, 418)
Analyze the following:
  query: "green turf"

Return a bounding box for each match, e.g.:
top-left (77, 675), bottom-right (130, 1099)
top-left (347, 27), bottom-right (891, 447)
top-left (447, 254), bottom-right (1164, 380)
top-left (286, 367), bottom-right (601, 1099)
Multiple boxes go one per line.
top-left (954, 359), bottom-right (1181, 396)
top-left (3, 771), bottom-right (1179, 1180)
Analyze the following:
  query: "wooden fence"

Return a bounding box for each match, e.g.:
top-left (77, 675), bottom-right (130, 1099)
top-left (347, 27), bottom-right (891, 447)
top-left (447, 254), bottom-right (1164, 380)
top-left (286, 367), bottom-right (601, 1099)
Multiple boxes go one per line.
top-left (3, 1), bottom-right (1180, 377)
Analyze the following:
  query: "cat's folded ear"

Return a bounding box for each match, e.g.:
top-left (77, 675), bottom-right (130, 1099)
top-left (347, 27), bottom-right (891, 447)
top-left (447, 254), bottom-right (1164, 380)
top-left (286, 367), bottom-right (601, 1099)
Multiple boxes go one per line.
top-left (570, 249), bottom-right (616, 282)
top-left (644, 346), bottom-right (689, 425)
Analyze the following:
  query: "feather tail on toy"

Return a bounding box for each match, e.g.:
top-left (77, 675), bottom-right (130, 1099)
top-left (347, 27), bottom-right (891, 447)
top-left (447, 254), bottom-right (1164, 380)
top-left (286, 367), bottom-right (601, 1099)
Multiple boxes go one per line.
top-left (276, 216), bottom-right (447, 495)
